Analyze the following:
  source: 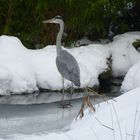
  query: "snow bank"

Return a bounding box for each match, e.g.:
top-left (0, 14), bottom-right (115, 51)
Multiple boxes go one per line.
top-left (0, 32), bottom-right (140, 95)
top-left (29, 44), bottom-right (109, 90)
top-left (107, 32), bottom-right (140, 77)
top-left (7, 86), bottom-right (140, 140)
top-left (0, 36), bottom-right (109, 95)
top-left (75, 32), bottom-right (140, 78)
top-left (121, 60), bottom-right (140, 92)
top-left (0, 36), bottom-right (38, 95)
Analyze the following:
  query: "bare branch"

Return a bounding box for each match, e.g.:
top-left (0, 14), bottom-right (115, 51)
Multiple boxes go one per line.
top-left (132, 104), bottom-right (139, 140)
top-left (112, 103), bottom-right (123, 140)
top-left (95, 117), bottom-right (114, 131)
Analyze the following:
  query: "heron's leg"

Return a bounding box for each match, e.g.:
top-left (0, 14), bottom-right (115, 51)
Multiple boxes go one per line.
top-left (68, 82), bottom-right (73, 106)
top-left (58, 77), bottom-right (66, 108)
top-left (61, 77), bottom-right (65, 106)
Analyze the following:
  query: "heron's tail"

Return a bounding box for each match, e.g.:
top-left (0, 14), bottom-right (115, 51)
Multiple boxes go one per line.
top-left (74, 79), bottom-right (81, 87)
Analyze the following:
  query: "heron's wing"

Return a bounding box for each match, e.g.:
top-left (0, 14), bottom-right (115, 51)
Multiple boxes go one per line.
top-left (56, 50), bottom-right (80, 86)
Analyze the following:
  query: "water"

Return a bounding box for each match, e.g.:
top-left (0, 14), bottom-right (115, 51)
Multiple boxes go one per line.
top-left (0, 91), bottom-right (117, 139)
top-left (0, 100), bottom-right (79, 138)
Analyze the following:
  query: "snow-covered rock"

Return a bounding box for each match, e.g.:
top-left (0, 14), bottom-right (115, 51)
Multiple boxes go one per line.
top-left (107, 32), bottom-right (140, 77)
top-left (121, 60), bottom-right (140, 92)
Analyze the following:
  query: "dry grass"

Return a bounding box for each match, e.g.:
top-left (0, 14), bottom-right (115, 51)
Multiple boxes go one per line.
top-left (76, 88), bottom-right (111, 119)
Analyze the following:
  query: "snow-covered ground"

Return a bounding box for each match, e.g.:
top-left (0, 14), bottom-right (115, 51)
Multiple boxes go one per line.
top-left (3, 86), bottom-right (140, 140)
top-left (0, 31), bottom-right (140, 140)
top-left (0, 32), bottom-right (140, 95)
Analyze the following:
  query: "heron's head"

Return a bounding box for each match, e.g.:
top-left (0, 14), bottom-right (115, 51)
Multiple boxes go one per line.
top-left (43, 15), bottom-right (63, 24)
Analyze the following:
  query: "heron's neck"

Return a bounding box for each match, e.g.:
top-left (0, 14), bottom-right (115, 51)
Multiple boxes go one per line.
top-left (56, 21), bottom-right (64, 55)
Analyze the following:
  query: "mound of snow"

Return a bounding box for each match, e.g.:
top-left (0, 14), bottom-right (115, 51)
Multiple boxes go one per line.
top-left (0, 32), bottom-right (140, 95)
top-left (0, 65), bottom-right (12, 95)
top-left (107, 32), bottom-right (140, 77)
top-left (121, 60), bottom-right (140, 92)
top-left (28, 44), bottom-right (109, 90)
top-left (0, 36), bottom-right (38, 95)
top-left (0, 36), bottom-right (109, 95)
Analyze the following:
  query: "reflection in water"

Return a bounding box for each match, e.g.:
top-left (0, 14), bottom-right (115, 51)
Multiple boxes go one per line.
top-left (0, 91), bottom-right (83, 104)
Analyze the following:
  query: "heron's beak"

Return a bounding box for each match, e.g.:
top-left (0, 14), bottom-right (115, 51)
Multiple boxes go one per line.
top-left (43, 18), bottom-right (54, 24)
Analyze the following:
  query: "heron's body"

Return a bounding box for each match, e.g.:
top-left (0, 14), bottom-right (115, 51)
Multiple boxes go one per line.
top-left (56, 50), bottom-right (80, 87)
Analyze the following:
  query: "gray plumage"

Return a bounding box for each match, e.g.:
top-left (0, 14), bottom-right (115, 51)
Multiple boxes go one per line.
top-left (56, 50), bottom-right (80, 87)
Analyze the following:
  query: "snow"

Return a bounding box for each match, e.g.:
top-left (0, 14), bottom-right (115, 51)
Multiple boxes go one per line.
top-left (0, 32), bottom-right (140, 139)
top-left (0, 36), bottom-right (38, 95)
top-left (74, 36), bottom-right (110, 47)
top-left (4, 86), bottom-right (140, 140)
top-left (107, 32), bottom-right (140, 77)
top-left (121, 60), bottom-right (140, 92)
top-left (0, 32), bottom-right (140, 95)
top-left (0, 36), bottom-right (109, 95)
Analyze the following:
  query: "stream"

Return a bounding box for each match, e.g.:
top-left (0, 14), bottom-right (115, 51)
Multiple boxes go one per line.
top-left (0, 82), bottom-right (122, 139)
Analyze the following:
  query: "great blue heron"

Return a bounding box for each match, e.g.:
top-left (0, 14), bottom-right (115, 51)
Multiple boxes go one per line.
top-left (43, 15), bottom-right (80, 108)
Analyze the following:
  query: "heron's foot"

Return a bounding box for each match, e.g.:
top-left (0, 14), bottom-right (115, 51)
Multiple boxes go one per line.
top-left (58, 100), bottom-right (73, 108)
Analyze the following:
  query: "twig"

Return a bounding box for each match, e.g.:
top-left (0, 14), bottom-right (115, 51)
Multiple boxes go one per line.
top-left (95, 117), bottom-right (114, 131)
top-left (64, 133), bottom-right (74, 140)
top-left (132, 104), bottom-right (139, 140)
top-left (76, 91), bottom-right (95, 119)
top-left (134, 105), bottom-right (140, 137)
top-left (126, 133), bottom-right (134, 137)
top-left (125, 126), bottom-right (128, 140)
top-left (110, 104), bottom-right (115, 140)
top-left (89, 126), bottom-right (100, 140)
top-left (138, 131), bottom-right (140, 140)
top-left (112, 103), bottom-right (123, 140)
top-left (76, 100), bottom-right (84, 119)
top-left (87, 88), bottom-right (116, 102)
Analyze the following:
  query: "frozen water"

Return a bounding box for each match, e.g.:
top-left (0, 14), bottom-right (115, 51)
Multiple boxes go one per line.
top-left (0, 94), bottom-right (108, 139)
